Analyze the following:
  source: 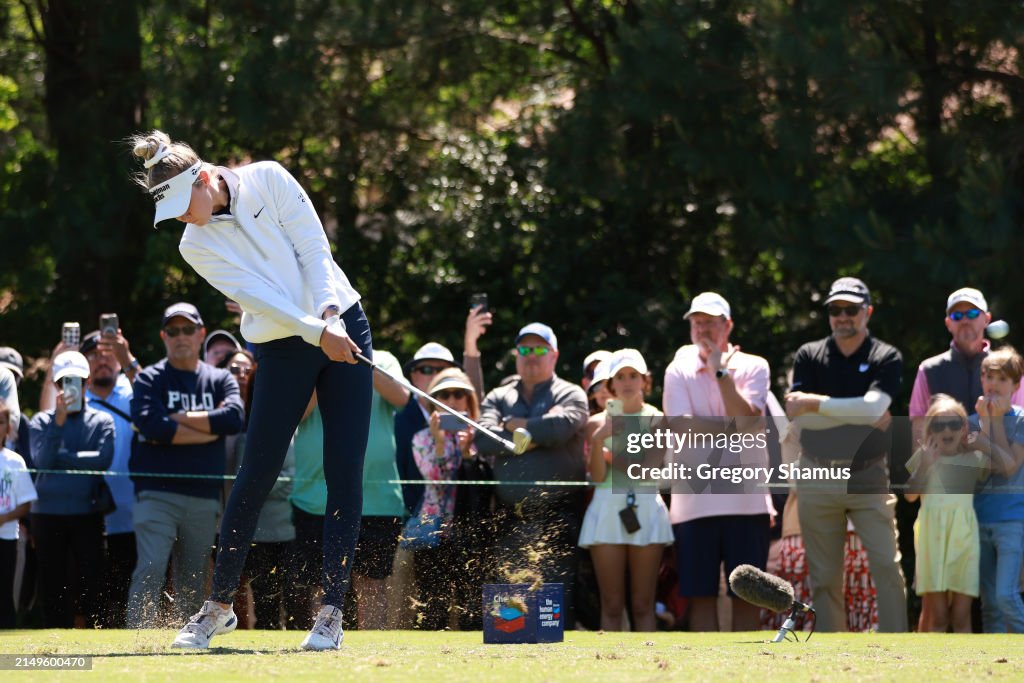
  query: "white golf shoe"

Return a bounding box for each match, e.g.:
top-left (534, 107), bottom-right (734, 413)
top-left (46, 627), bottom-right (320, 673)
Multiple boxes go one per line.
top-left (171, 600), bottom-right (238, 649)
top-left (300, 605), bottom-right (344, 650)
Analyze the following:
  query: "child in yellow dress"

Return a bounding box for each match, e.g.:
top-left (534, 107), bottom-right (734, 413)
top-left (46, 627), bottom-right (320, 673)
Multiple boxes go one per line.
top-left (905, 394), bottom-right (989, 633)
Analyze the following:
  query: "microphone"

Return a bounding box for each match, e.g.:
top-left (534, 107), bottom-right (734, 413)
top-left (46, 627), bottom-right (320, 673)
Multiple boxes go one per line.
top-left (728, 564), bottom-right (814, 642)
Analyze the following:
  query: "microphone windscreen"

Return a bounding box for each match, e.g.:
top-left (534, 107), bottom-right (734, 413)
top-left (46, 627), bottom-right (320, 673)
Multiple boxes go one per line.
top-left (728, 564), bottom-right (795, 613)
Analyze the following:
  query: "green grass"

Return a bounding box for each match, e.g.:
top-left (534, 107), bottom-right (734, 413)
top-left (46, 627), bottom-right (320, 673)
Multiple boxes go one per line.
top-left (1, 630), bottom-right (1022, 682)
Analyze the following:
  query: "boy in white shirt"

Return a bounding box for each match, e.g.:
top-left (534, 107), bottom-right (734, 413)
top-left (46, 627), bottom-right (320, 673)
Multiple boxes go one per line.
top-left (0, 398), bottom-right (37, 627)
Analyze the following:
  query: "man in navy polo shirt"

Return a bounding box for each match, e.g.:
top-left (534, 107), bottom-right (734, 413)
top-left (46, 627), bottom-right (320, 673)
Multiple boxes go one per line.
top-left (785, 277), bottom-right (909, 632)
top-left (126, 303), bottom-right (244, 628)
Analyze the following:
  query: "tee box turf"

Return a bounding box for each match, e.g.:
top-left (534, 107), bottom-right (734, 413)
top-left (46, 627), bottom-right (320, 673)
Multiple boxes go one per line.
top-left (482, 583), bottom-right (564, 644)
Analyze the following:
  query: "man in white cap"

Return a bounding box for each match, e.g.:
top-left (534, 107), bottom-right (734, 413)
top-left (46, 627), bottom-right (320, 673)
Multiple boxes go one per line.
top-left (663, 291), bottom-right (775, 631)
top-left (909, 287), bottom-right (1024, 442)
top-left (476, 322), bottom-right (589, 627)
top-left (785, 276), bottom-right (908, 632)
top-left (29, 351), bottom-right (115, 627)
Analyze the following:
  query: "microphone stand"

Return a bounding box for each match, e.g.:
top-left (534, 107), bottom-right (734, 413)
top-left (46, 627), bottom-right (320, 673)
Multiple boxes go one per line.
top-left (772, 603), bottom-right (815, 643)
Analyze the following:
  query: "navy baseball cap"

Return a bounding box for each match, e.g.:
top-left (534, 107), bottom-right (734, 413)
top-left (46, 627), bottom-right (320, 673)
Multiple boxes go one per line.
top-left (162, 302), bottom-right (204, 327)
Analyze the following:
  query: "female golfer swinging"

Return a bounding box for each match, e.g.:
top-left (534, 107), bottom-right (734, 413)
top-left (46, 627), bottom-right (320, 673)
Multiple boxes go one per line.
top-left (130, 130), bottom-right (372, 650)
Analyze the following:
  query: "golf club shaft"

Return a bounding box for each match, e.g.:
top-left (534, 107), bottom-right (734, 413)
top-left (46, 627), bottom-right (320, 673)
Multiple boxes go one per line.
top-left (355, 353), bottom-right (518, 453)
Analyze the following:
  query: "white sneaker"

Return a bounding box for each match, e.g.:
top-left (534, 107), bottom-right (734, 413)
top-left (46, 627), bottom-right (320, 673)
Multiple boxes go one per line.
top-left (171, 601), bottom-right (238, 649)
top-left (300, 605), bottom-right (344, 650)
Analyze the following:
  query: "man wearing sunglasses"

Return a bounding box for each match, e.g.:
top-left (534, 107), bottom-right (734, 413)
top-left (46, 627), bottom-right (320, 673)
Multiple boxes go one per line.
top-left (785, 276), bottom-right (909, 633)
top-left (475, 322), bottom-right (589, 628)
top-left (909, 288), bottom-right (1024, 444)
top-left (127, 302), bottom-right (245, 628)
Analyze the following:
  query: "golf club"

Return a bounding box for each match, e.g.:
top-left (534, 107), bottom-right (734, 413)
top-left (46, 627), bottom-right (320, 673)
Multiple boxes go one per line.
top-left (355, 353), bottom-right (532, 455)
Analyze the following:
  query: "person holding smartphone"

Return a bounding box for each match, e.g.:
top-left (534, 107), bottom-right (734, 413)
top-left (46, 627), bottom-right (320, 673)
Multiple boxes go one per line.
top-left (29, 351), bottom-right (115, 627)
top-left (129, 130), bottom-right (372, 650)
top-left (407, 368), bottom-right (479, 629)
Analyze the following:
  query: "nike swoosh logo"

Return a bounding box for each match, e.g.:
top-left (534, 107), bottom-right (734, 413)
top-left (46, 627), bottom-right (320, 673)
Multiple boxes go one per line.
top-left (254, 206), bottom-right (265, 218)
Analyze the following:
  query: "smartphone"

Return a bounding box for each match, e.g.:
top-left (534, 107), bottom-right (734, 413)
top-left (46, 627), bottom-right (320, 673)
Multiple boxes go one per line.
top-left (470, 293), bottom-right (488, 313)
top-left (605, 398), bottom-right (623, 417)
top-left (100, 313), bottom-right (119, 338)
top-left (62, 322), bottom-right (81, 349)
top-left (63, 376), bottom-right (83, 413)
top-left (439, 413), bottom-right (469, 432)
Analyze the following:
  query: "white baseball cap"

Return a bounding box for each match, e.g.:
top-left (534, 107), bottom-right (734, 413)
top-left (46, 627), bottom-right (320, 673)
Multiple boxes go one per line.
top-left (946, 287), bottom-right (988, 313)
top-left (587, 359), bottom-right (612, 394)
top-left (404, 342), bottom-right (460, 374)
top-left (203, 329), bottom-right (242, 360)
top-left (609, 348), bottom-right (649, 377)
top-left (150, 161), bottom-right (202, 227)
top-left (53, 351), bottom-right (90, 382)
top-left (582, 350), bottom-right (612, 375)
top-left (684, 292), bottom-right (731, 320)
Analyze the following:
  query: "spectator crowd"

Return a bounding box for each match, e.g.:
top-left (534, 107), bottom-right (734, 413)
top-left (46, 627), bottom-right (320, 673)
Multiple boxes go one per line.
top-left (1, 278), bottom-right (1023, 635)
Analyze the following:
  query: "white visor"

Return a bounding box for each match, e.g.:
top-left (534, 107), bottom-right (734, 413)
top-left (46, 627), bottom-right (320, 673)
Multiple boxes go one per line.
top-left (150, 161), bottom-right (202, 227)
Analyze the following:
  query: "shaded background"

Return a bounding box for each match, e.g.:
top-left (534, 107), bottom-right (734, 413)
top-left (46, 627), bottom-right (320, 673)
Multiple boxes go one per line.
top-left (2, 0), bottom-right (1023, 406)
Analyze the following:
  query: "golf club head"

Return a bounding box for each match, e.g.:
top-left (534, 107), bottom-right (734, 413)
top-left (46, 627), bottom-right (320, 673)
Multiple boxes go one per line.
top-left (512, 428), bottom-right (532, 454)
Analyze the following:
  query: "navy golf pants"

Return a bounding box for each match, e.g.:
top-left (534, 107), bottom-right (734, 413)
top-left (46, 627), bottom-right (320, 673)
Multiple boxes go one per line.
top-left (211, 303), bottom-right (373, 609)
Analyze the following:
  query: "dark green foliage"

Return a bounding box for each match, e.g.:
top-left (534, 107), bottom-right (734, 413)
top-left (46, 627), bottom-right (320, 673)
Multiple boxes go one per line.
top-left (3, 0), bottom-right (1024, 407)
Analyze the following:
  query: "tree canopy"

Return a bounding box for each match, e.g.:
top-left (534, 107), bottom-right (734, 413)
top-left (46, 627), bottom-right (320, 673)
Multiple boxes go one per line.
top-left (2, 0), bottom-right (1024, 404)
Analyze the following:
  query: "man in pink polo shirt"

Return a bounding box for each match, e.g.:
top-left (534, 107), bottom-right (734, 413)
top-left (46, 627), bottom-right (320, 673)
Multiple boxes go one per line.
top-left (909, 287), bottom-right (1024, 441)
top-left (663, 292), bottom-right (775, 631)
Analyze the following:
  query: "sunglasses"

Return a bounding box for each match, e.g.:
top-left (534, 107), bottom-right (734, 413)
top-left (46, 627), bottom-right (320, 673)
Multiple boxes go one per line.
top-left (948, 308), bottom-right (983, 322)
top-left (928, 417), bottom-right (965, 433)
top-left (412, 365), bottom-right (447, 376)
top-left (827, 304), bottom-right (863, 318)
top-left (229, 364), bottom-right (251, 377)
top-left (434, 389), bottom-right (469, 401)
top-left (517, 345), bottom-right (550, 357)
top-left (164, 325), bottom-right (198, 337)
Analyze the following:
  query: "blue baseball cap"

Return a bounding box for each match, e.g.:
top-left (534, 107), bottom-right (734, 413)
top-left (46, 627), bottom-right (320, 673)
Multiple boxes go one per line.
top-left (515, 322), bottom-right (558, 351)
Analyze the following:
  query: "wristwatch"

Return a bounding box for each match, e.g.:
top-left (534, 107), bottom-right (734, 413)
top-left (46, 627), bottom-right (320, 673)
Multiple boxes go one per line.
top-left (128, 358), bottom-right (141, 373)
top-left (715, 368), bottom-right (730, 380)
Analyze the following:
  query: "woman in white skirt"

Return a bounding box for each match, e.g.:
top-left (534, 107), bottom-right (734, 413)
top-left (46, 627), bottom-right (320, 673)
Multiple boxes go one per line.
top-left (579, 349), bottom-right (673, 631)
